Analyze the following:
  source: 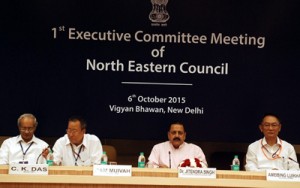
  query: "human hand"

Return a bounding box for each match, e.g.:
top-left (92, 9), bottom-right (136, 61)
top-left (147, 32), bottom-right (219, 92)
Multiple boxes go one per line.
top-left (42, 147), bottom-right (49, 159)
top-left (159, 164), bottom-right (169, 168)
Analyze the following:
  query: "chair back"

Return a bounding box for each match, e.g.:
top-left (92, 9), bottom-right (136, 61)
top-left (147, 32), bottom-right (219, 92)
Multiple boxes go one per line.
top-left (102, 145), bottom-right (117, 163)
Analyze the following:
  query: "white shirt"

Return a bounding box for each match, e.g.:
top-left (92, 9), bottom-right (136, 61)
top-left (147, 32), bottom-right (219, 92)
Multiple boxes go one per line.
top-left (245, 137), bottom-right (299, 171)
top-left (53, 134), bottom-right (103, 166)
top-left (148, 141), bottom-right (207, 169)
top-left (0, 135), bottom-right (48, 164)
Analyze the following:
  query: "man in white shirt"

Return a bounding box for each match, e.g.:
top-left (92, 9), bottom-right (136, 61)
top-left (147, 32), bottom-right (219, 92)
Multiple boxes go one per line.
top-left (245, 113), bottom-right (299, 171)
top-left (147, 122), bottom-right (207, 169)
top-left (52, 116), bottom-right (103, 166)
top-left (0, 113), bottom-right (48, 164)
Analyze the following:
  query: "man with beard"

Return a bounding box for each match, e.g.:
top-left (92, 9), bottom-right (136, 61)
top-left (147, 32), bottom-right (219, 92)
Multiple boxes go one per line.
top-left (147, 122), bottom-right (207, 169)
top-left (245, 113), bottom-right (299, 171)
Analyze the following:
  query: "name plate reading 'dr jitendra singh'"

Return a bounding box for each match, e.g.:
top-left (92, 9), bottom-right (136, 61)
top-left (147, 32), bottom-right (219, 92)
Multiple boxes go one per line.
top-left (178, 167), bottom-right (216, 179)
top-left (93, 165), bottom-right (132, 176)
top-left (9, 164), bottom-right (49, 175)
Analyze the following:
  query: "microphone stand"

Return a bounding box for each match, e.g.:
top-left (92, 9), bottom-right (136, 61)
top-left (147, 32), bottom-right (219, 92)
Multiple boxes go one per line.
top-left (168, 151), bottom-right (171, 168)
top-left (36, 145), bottom-right (50, 164)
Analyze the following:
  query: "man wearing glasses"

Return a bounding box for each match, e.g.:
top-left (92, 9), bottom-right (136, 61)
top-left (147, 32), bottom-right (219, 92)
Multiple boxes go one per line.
top-left (147, 122), bottom-right (207, 168)
top-left (0, 113), bottom-right (48, 164)
top-left (52, 116), bottom-right (103, 166)
top-left (245, 113), bottom-right (299, 171)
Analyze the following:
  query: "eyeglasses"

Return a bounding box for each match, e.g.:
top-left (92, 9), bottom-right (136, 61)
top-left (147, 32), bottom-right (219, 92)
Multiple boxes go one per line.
top-left (19, 127), bottom-right (35, 132)
top-left (66, 129), bottom-right (81, 134)
top-left (261, 123), bottom-right (280, 128)
top-left (169, 131), bottom-right (184, 136)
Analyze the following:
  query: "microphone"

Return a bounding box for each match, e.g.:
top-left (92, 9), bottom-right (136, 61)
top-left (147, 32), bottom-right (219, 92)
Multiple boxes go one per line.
top-left (288, 157), bottom-right (299, 164)
top-left (168, 151), bottom-right (171, 168)
top-left (36, 145), bottom-right (50, 164)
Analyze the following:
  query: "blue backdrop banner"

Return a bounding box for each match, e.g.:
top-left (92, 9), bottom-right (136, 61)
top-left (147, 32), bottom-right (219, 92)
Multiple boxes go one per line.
top-left (1, 0), bottom-right (299, 143)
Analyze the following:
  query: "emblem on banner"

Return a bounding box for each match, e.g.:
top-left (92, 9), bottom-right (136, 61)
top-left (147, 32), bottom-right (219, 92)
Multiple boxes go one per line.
top-left (149, 0), bottom-right (170, 26)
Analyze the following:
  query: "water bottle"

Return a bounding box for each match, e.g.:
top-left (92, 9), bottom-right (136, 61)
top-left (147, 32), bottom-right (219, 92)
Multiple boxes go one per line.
top-left (138, 152), bottom-right (146, 168)
top-left (101, 151), bottom-right (108, 165)
top-left (231, 155), bottom-right (240, 171)
top-left (46, 149), bottom-right (54, 166)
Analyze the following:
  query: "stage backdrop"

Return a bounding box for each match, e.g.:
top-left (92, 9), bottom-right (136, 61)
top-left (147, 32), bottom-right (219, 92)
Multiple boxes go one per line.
top-left (1, 0), bottom-right (299, 143)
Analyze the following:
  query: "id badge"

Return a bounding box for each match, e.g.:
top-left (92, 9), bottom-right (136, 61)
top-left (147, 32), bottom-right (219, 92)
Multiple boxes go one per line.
top-left (19, 161), bottom-right (29, 164)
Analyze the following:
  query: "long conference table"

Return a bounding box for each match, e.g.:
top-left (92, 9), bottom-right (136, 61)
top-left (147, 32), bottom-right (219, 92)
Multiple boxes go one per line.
top-left (0, 165), bottom-right (299, 188)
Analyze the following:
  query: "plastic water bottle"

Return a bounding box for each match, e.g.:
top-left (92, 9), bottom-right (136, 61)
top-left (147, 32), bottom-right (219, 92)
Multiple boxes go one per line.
top-left (232, 155), bottom-right (240, 171)
top-left (138, 152), bottom-right (146, 168)
top-left (101, 151), bottom-right (108, 165)
top-left (46, 149), bottom-right (54, 166)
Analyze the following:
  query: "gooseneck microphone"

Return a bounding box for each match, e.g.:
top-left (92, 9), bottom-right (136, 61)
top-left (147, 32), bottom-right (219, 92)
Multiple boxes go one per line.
top-left (288, 157), bottom-right (299, 164)
top-left (282, 156), bottom-right (298, 170)
top-left (168, 151), bottom-right (171, 168)
top-left (36, 145), bottom-right (50, 164)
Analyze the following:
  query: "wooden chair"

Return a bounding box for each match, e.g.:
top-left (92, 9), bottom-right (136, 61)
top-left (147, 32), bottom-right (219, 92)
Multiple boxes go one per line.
top-left (102, 145), bottom-right (117, 163)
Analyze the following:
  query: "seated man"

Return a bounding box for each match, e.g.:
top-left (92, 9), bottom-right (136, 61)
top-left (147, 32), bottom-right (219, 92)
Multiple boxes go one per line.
top-left (245, 113), bottom-right (299, 171)
top-left (0, 113), bottom-right (48, 164)
top-left (52, 116), bottom-right (103, 166)
top-left (148, 122), bottom-right (207, 168)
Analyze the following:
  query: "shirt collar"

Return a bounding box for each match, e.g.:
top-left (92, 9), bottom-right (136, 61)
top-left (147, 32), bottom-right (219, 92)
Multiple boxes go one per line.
top-left (65, 134), bottom-right (87, 147)
top-left (64, 134), bottom-right (71, 145)
top-left (169, 141), bottom-right (186, 149)
top-left (82, 134), bottom-right (87, 147)
top-left (262, 137), bottom-right (282, 146)
top-left (16, 135), bottom-right (37, 144)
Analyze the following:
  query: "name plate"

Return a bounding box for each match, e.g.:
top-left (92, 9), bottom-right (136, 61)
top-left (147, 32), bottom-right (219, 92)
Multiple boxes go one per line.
top-left (178, 167), bottom-right (216, 179)
top-left (93, 165), bottom-right (132, 176)
top-left (267, 170), bottom-right (300, 182)
top-left (9, 164), bottom-right (49, 175)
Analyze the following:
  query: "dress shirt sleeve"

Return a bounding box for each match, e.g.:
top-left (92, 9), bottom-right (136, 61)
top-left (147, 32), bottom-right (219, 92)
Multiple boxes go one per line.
top-left (195, 146), bottom-right (208, 168)
top-left (287, 145), bottom-right (300, 170)
top-left (52, 138), bottom-right (63, 165)
top-left (89, 136), bottom-right (103, 165)
top-left (147, 145), bottom-right (161, 168)
top-left (0, 140), bottom-right (9, 164)
top-left (245, 145), bottom-right (260, 171)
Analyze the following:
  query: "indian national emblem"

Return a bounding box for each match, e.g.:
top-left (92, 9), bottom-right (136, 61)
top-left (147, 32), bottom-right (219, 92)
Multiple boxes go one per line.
top-left (149, 0), bottom-right (170, 24)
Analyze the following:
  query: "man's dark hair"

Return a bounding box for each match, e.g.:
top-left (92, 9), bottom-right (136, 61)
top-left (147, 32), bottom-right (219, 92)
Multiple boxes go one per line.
top-left (169, 121), bottom-right (185, 132)
top-left (261, 113), bottom-right (281, 124)
top-left (69, 116), bottom-right (87, 129)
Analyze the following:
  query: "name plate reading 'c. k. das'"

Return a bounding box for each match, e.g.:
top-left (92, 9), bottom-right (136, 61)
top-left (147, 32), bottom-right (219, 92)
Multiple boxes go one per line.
top-left (9, 164), bottom-right (49, 175)
top-left (267, 170), bottom-right (300, 182)
top-left (93, 165), bottom-right (132, 176)
top-left (178, 167), bottom-right (216, 179)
